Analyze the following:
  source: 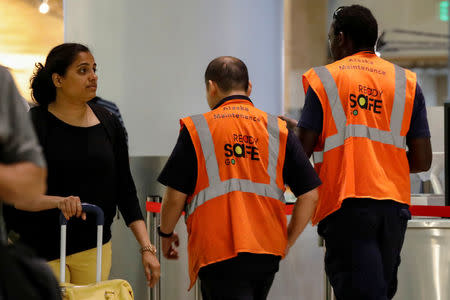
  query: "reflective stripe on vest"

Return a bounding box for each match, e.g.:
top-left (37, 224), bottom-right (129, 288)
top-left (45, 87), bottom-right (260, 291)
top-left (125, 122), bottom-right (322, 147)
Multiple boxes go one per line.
top-left (312, 65), bottom-right (407, 164)
top-left (185, 114), bottom-right (286, 218)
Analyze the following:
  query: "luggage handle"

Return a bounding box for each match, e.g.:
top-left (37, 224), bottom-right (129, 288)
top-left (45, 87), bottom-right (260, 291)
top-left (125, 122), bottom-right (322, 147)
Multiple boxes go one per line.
top-left (59, 203), bottom-right (104, 284)
top-left (59, 203), bottom-right (104, 226)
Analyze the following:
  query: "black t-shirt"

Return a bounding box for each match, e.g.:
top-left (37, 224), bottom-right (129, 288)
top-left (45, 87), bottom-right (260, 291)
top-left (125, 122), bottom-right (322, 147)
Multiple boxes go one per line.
top-left (158, 96), bottom-right (322, 278)
top-left (5, 109), bottom-right (143, 261)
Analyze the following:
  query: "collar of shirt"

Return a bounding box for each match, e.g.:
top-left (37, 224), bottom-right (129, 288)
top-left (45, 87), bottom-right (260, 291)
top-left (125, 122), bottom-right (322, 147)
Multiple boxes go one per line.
top-left (351, 50), bottom-right (376, 58)
top-left (213, 95), bottom-right (253, 110)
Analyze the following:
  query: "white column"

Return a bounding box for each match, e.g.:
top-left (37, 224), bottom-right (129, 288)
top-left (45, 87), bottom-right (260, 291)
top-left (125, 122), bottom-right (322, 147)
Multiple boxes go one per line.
top-left (64, 0), bottom-right (283, 156)
top-left (64, 2), bottom-right (282, 299)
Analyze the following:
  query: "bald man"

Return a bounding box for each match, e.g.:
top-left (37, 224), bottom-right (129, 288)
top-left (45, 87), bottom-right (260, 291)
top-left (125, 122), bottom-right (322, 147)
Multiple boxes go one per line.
top-left (158, 56), bottom-right (321, 300)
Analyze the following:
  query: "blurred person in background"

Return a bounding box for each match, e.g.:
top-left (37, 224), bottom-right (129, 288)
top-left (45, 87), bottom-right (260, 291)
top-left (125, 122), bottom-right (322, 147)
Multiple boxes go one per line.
top-left (0, 64), bottom-right (47, 240)
top-left (0, 65), bottom-right (61, 300)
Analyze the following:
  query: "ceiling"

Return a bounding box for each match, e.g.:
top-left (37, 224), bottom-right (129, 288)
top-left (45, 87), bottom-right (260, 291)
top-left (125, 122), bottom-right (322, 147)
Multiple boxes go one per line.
top-left (0, 0), bottom-right (63, 100)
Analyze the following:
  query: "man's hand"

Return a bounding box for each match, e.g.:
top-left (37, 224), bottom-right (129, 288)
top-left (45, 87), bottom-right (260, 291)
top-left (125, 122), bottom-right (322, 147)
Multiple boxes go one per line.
top-left (278, 115), bottom-right (298, 130)
top-left (142, 251), bottom-right (161, 288)
top-left (161, 232), bottom-right (180, 259)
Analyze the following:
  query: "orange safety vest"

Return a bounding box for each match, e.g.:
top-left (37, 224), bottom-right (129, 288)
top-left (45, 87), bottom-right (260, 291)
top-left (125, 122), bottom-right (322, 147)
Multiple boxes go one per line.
top-left (302, 52), bottom-right (416, 225)
top-left (181, 98), bottom-right (288, 289)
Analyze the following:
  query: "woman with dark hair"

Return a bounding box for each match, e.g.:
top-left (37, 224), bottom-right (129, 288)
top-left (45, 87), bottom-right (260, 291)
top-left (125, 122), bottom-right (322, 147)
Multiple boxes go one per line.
top-left (5, 43), bottom-right (160, 287)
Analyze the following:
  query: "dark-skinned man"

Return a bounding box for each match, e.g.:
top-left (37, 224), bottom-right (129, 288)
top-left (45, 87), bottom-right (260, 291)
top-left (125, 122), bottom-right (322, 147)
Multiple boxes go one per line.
top-left (157, 56), bottom-right (321, 300)
top-left (282, 5), bottom-right (431, 300)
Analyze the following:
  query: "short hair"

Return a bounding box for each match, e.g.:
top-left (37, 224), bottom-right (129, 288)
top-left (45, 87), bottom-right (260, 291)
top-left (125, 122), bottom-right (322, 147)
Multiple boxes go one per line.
top-left (30, 43), bottom-right (90, 106)
top-left (204, 56), bottom-right (249, 92)
top-left (332, 5), bottom-right (378, 51)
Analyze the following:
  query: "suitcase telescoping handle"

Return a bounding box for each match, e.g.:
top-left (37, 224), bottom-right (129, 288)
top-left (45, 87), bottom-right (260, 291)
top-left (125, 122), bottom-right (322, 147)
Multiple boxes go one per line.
top-left (59, 203), bottom-right (105, 284)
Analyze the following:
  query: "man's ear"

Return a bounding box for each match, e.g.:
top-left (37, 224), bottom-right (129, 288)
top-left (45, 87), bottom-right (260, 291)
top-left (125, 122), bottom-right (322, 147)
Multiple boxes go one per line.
top-left (246, 81), bottom-right (252, 97)
top-left (337, 31), bottom-right (345, 47)
top-left (52, 73), bottom-right (62, 88)
top-left (208, 80), bottom-right (218, 96)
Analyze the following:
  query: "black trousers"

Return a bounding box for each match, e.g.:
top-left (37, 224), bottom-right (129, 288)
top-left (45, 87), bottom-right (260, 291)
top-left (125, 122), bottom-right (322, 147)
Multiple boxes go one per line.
top-left (198, 253), bottom-right (279, 300)
top-left (200, 273), bottom-right (275, 300)
top-left (318, 199), bottom-right (411, 300)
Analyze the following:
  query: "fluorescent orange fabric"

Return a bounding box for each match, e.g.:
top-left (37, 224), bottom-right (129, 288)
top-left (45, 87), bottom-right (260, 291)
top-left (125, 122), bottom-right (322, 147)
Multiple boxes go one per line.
top-left (181, 99), bottom-right (288, 289)
top-left (302, 52), bottom-right (416, 225)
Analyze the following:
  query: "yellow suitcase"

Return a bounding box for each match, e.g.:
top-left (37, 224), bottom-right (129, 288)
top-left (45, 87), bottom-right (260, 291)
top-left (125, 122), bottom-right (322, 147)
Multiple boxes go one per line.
top-left (59, 204), bottom-right (134, 300)
top-left (60, 280), bottom-right (133, 300)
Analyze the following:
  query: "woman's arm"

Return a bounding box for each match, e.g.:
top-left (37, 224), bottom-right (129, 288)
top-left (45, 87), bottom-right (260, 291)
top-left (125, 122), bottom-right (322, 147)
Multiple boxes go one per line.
top-left (129, 220), bottom-right (160, 288)
top-left (14, 194), bottom-right (84, 220)
top-left (106, 113), bottom-right (161, 287)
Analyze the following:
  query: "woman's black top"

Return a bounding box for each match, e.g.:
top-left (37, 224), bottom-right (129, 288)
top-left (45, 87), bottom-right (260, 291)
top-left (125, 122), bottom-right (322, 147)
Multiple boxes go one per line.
top-left (4, 104), bottom-right (143, 261)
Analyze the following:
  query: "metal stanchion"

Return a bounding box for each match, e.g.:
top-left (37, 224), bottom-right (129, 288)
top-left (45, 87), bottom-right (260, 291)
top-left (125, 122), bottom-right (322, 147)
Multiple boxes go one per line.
top-left (325, 275), bottom-right (336, 300)
top-left (195, 279), bottom-right (202, 300)
top-left (147, 195), bottom-right (162, 300)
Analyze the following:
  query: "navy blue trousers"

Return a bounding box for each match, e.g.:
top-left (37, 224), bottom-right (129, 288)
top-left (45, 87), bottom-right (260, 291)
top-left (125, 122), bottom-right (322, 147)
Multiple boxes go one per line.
top-left (318, 199), bottom-right (411, 300)
top-left (200, 274), bottom-right (275, 300)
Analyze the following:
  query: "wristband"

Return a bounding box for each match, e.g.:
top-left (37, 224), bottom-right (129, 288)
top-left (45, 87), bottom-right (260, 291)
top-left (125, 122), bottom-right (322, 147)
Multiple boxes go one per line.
top-left (157, 225), bottom-right (173, 238)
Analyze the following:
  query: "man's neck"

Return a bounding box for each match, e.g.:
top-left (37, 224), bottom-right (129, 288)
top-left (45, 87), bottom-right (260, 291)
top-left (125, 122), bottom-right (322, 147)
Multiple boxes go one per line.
top-left (219, 90), bottom-right (248, 99)
top-left (211, 94), bottom-right (251, 110)
top-left (212, 91), bottom-right (248, 106)
top-left (347, 48), bottom-right (374, 57)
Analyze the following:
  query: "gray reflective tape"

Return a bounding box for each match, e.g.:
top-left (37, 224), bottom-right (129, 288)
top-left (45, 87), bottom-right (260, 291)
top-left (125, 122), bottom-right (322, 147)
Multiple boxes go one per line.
top-left (190, 114), bottom-right (221, 186)
top-left (323, 124), bottom-right (406, 152)
top-left (186, 178), bottom-right (285, 218)
top-left (322, 132), bottom-right (344, 152)
top-left (313, 64), bottom-right (408, 158)
top-left (313, 67), bottom-right (347, 129)
top-left (267, 114), bottom-right (280, 186)
top-left (390, 65), bottom-right (406, 136)
top-left (313, 151), bottom-right (323, 164)
top-left (186, 113), bottom-right (285, 219)
top-left (344, 124), bottom-right (406, 149)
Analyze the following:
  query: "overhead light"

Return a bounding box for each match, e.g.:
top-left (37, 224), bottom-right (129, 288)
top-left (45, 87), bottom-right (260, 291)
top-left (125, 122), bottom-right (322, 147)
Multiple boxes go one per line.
top-left (39, 0), bottom-right (50, 14)
top-left (440, 1), bottom-right (449, 22)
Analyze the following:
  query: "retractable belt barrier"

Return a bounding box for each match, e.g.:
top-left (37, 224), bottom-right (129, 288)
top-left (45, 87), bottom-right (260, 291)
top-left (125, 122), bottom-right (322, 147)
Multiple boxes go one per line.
top-left (146, 202), bottom-right (450, 218)
top-left (409, 205), bottom-right (450, 218)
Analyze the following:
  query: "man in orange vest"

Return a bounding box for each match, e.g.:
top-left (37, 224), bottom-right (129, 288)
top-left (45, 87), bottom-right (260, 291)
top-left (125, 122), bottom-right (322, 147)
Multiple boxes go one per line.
top-left (287, 5), bottom-right (432, 300)
top-left (157, 56), bottom-right (321, 300)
